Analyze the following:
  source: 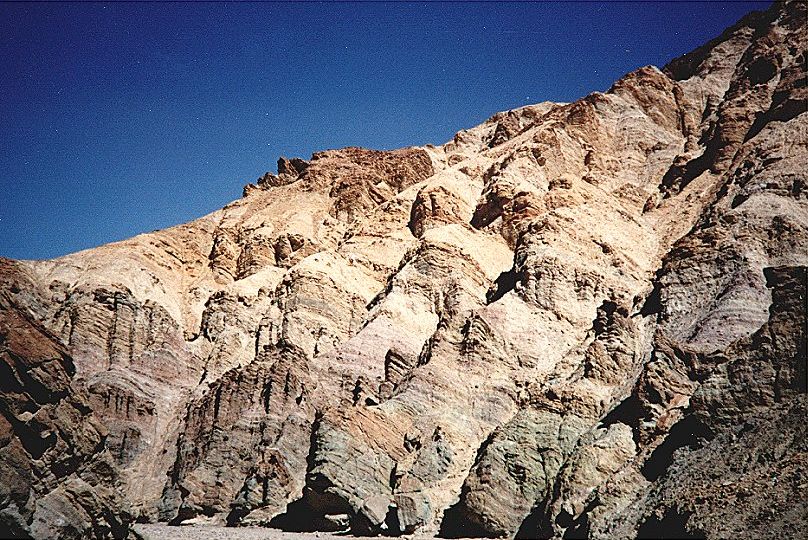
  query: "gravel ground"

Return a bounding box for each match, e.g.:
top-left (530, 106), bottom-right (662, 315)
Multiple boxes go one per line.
top-left (134, 524), bottom-right (399, 540)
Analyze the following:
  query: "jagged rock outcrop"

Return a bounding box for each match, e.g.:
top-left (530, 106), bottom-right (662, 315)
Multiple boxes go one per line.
top-left (0, 1), bottom-right (805, 538)
top-left (0, 261), bottom-right (133, 539)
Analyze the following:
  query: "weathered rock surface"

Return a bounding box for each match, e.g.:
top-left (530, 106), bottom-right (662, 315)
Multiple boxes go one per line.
top-left (1, 1), bottom-right (806, 538)
top-left (0, 260), bottom-right (133, 539)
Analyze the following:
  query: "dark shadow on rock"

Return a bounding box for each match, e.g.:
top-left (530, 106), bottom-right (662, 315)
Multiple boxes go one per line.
top-left (487, 268), bottom-right (519, 304)
top-left (641, 415), bottom-right (713, 481)
top-left (639, 281), bottom-right (663, 318)
top-left (438, 500), bottom-right (499, 539)
top-left (638, 508), bottom-right (706, 539)
top-left (515, 502), bottom-right (553, 540)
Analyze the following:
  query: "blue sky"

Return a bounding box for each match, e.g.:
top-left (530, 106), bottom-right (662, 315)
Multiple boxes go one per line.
top-left (0, 1), bottom-right (770, 260)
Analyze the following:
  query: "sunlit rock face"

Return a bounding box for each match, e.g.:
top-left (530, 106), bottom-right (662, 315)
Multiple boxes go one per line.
top-left (1, 1), bottom-right (806, 538)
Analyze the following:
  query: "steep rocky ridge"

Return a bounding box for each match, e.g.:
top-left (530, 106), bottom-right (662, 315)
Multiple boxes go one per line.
top-left (0, 1), bottom-right (805, 538)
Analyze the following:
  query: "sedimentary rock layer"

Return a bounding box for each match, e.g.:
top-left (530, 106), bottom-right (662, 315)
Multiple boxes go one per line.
top-left (0, 260), bottom-right (132, 539)
top-left (0, 1), bottom-right (805, 538)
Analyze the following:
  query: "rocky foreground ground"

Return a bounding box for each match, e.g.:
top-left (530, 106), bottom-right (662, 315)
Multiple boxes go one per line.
top-left (1, 0), bottom-right (806, 538)
top-left (133, 524), bottom-right (394, 540)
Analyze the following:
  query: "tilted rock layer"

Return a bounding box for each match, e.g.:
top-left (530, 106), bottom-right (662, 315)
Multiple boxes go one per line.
top-left (0, 261), bottom-right (133, 539)
top-left (1, 1), bottom-right (806, 538)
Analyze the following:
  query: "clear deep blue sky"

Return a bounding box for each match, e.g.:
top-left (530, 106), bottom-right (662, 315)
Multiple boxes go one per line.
top-left (0, 1), bottom-right (770, 260)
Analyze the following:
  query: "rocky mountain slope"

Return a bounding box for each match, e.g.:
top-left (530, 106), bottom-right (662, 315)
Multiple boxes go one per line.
top-left (1, 1), bottom-right (806, 538)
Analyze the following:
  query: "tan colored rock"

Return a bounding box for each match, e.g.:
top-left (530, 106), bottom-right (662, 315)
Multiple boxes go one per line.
top-left (0, 2), bottom-right (806, 538)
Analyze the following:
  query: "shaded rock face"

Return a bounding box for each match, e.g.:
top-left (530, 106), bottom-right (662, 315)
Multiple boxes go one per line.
top-left (0, 261), bottom-right (132, 539)
top-left (1, 1), bottom-right (806, 538)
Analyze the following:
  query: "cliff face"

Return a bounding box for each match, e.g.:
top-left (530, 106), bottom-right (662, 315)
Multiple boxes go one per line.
top-left (1, 1), bottom-right (806, 538)
top-left (0, 260), bottom-right (132, 539)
